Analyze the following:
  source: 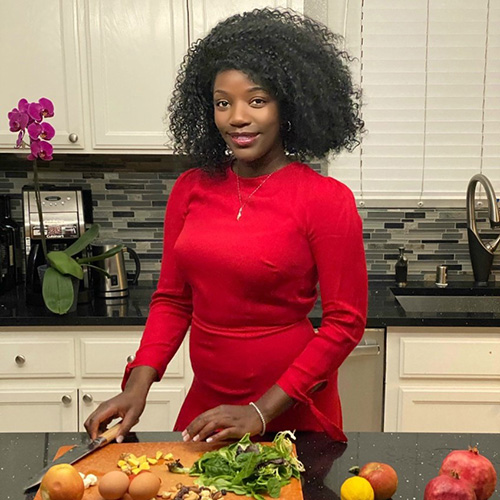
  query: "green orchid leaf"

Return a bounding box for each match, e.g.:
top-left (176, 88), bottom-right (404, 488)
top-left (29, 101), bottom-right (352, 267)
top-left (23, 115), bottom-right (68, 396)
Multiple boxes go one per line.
top-left (80, 263), bottom-right (111, 278)
top-left (77, 244), bottom-right (123, 264)
top-left (42, 267), bottom-right (75, 315)
top-left (63, 223), bottom-right (100, 257)
top-left (47, 251), bottom-right (84, 280)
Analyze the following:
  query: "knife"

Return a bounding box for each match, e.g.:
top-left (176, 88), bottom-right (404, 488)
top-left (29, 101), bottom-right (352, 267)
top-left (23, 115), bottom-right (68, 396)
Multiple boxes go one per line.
top-left (23, 422), bottom-right (121, 492)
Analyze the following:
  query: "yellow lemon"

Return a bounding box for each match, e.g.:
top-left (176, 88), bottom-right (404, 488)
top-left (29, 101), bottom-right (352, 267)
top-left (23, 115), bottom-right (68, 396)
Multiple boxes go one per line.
top-left (340, 476), bottom-right (375, 500)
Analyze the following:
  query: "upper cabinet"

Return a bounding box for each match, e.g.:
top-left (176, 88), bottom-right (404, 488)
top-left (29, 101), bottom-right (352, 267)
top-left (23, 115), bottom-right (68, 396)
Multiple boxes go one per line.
top-left (0, 0), bottom-right (303, 154)
top-left (85, 0), bottom-right (188, 149)
top-left (188, 0), bottom-right (303, 43)
top-left (0, 0), bottom-right (85, 150)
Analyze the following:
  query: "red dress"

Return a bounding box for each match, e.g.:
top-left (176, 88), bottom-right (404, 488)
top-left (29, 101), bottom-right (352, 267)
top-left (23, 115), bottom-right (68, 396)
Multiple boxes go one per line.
top-left (123, 162), bottom-right (367, 441)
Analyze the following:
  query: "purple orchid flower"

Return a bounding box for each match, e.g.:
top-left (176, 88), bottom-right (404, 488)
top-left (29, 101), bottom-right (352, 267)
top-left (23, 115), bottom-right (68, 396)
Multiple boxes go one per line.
top-left (40, 122), bottom-right (55, 140)
top-left (28, 139), bottom-right (53, 161)
top-left (28, 98), bottom-right (55, 122)
top-left (8, 109), bottom-right (29, 132)
top-left (18, 98), bottom-right (29, 114)
top-left (27, 122), bottom-right (42, 140)
top-left (28, 102), bottom-right (43, 122)
top-left (28, 122), bottom-right (56, 141)
top-left (38, 98), bottom-right (54, 118)
top-left (16, 130), bottom-right (25, 148)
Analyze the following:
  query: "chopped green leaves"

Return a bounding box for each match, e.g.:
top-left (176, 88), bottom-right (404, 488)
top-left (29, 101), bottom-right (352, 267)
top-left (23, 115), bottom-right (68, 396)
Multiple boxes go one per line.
top-left (189, 431), bottom-right (304, 500)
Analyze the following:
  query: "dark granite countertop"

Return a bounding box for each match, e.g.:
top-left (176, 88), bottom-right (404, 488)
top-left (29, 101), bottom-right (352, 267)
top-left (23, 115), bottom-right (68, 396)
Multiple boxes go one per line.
top-left (7, 431), bottom-right (499, 500)
top-left (1, 279), bottom-right (500, 328)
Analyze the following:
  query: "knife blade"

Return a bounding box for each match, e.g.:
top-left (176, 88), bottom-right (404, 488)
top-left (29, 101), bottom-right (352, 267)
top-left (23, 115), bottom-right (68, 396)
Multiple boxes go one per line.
top-left (23, 422), bottom-right (121, 492)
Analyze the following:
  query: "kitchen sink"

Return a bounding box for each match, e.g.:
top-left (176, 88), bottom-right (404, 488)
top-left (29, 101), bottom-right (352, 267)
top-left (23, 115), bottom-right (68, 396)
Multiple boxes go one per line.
top-left (391, 284), bottom-right (500, 313)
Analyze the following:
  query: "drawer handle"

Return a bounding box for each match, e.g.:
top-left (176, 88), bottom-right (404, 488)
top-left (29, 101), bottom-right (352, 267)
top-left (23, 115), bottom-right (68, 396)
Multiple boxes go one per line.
top-left (127, 354), bottom-right (135, 363)
top-left (61, 394), bottom-right (72, 405)
top-left (68, 132), bottom-right (79, 143)
top-left (350, 339), bottom-right (381, 357)
top-left (82, 393), bottom-right (93, 404)
top-left (15, 355), bottom-right (26, 366)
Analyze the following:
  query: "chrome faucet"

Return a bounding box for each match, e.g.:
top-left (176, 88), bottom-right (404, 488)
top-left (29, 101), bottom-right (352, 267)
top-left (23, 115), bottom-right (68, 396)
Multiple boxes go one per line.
top-left (466, 174), bottom-right (500, 285)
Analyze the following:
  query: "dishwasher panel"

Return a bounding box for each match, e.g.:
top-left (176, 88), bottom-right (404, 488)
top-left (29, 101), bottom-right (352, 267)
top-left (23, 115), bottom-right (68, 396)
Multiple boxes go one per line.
top-left (337, 328), bottom-right (385, 431)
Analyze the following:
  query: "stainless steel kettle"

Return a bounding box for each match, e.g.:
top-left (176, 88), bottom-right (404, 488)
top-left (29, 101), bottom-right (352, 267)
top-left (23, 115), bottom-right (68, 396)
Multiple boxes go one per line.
top-left (91, 241), bottom-right (140, 298)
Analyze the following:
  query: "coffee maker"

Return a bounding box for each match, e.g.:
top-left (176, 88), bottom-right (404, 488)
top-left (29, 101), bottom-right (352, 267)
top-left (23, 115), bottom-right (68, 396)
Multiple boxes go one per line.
top-left (23, 186), bottom-right (93, 305)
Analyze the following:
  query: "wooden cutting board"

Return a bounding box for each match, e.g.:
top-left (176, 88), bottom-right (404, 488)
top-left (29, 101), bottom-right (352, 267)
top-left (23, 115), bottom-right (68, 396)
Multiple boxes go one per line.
top-left (34, 441), bottom-right (303, 500)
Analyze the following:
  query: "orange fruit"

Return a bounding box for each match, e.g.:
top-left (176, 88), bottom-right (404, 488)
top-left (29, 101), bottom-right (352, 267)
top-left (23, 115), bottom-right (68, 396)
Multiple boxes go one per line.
top-left (40, 463), bottom-right (84, 500)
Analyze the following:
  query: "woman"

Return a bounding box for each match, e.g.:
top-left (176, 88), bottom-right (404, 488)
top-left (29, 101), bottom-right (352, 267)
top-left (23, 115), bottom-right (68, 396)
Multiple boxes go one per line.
top-left (85, 8), bottom-right (367, 444)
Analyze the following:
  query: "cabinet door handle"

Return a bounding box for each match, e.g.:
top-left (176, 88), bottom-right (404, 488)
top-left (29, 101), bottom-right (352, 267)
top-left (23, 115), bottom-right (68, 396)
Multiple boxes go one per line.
top-left (127, 354), bottom-right (135, 363)
top-left (61, 394), bottom-right (72, 405)
top-left (15, 355), bottom-right (26, 366)
top-left (82, 393), bottom-right (93, 404)
top-left (68, 133), bottom-right (78, 143)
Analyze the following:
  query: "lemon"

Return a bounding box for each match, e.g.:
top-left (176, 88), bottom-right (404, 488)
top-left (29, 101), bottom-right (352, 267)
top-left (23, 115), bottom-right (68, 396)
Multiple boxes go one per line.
top-left (340, 476), bottom-right (375, 500)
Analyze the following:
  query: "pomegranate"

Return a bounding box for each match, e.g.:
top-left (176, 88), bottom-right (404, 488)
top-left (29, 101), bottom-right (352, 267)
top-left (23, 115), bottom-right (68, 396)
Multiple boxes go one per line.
top-left (358, 462), bottom-right (398, 500)
top-left (424, 472), bottom-right (477, 500)
top-left (439, 447), bottom-right (497, 500)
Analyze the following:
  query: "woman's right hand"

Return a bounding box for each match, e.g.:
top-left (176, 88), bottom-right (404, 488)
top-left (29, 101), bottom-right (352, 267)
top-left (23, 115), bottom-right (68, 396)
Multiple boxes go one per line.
top-left (84, 389), bottom-right (147, 442)
top-left (84, 365), bottom-right (158, 442)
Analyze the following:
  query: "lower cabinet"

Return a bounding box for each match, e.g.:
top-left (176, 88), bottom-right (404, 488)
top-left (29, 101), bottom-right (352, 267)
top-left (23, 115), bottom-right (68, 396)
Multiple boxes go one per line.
top-left (79, 387), bottom-right (186, 433)
top-left (0, 389), bottom-right (78, 432)
top-left (385, 327), bottom-right (500, 433)
top-left (0, 327), bottom-right (193, 433)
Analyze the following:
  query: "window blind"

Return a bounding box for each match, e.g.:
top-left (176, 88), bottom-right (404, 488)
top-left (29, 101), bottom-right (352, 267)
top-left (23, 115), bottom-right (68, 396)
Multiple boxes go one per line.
top-left (327, 0), bottom-right (500, 207)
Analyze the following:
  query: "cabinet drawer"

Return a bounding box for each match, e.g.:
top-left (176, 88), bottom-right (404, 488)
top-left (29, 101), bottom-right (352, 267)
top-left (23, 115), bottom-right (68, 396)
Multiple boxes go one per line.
top-left (0, 339), bottom-right (75, 378)
top-left (400, 337), bottom-right (500, 379)
top-left (397, 387), bottom-right (500, 433)
top-left (79, 387), bottom-right (185, 431)
top-left (81, 339), bottom-right (184, 378)
top-left (0, 389), bottom-right (78, 432)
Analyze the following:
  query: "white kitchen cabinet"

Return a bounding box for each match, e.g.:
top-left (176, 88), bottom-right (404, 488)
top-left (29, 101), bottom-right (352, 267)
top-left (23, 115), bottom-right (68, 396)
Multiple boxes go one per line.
top-left (1, 0), bottom-right (305, 154)
top-left (84, 0), bottom-right (189, 149)
top-left (385, 327), bottom-right (500, 433)
top-left (79, 387), bottom-right (185, 433)
top-left (0, 0), bottom-right (85, 150)
top-left (0, 389), bottom-right (78, 432)
top-left (0, 327), bottom-right (193, 433)
top-left (188, 0), bottom-right (303, 43)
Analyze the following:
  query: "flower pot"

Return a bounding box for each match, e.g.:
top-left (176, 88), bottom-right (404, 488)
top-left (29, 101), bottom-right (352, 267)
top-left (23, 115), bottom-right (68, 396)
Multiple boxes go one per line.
top-left (38, 265), bottom-right (79, 314)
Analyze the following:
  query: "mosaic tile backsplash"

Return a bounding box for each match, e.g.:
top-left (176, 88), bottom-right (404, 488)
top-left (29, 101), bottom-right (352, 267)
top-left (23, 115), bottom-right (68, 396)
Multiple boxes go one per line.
top-left (1, 154), bottom-right (497, 283)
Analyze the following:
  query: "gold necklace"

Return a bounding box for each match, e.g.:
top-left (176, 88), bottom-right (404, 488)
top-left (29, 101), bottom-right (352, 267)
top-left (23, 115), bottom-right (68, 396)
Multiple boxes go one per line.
top-left (235, 166), bottom-right (276, 221)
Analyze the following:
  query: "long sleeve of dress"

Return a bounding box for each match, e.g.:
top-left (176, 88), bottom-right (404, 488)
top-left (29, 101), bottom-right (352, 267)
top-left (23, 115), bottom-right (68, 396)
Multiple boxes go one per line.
top-left (121, 171), bottom-right (194, 389)
top-left (276, 178), bottom-right (368, 438)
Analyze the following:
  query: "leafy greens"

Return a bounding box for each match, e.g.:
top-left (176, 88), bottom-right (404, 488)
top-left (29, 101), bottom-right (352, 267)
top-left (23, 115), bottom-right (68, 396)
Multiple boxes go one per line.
top-left (189, 431), bottom-right (304, 500)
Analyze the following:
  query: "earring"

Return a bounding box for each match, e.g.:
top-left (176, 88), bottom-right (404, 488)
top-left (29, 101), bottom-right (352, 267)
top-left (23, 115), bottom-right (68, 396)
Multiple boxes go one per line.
top-left (224, 146), bottom-right (233, 157)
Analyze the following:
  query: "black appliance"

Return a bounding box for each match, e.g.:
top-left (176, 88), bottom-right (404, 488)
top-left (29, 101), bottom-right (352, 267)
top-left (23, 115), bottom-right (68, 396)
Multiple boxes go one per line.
top-left (22, 186), bottom-right (93, 305)
top-left (0, 195), bottom-right (21, 294)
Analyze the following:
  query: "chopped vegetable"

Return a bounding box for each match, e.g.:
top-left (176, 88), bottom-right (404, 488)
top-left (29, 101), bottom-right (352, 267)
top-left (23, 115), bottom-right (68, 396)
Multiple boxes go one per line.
top-left (117, 450), bottom-right (173, 475)
top-left (189, 431), bottom-right (304, 500)
top-left (168, 458), bottom-right (191, 474)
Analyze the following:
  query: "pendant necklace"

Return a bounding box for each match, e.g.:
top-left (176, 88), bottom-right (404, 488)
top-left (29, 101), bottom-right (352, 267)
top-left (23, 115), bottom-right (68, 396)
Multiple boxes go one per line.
top-left (235, 165), bottom-right (276, 221)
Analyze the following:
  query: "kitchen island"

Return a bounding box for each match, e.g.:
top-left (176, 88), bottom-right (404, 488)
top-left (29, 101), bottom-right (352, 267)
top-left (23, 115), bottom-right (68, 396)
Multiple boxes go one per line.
top-left (6, 430), bottom-right (499, 500)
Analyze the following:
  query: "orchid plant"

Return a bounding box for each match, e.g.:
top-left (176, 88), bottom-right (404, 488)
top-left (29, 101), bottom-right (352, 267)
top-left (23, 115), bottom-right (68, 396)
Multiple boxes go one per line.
top-left (8, 98), bottom-right (122, 314)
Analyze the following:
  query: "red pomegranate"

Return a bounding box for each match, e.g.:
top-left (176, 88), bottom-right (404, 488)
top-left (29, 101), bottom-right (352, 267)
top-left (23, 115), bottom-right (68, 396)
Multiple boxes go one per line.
top-left (439, 447), bottom-right (497, 500)
top-left (424, 472), bottom-right (477, 500)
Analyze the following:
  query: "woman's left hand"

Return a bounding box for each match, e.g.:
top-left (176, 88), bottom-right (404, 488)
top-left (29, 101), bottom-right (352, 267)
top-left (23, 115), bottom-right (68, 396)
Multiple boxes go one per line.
top-left (182, 404), bottom-right (263, 443)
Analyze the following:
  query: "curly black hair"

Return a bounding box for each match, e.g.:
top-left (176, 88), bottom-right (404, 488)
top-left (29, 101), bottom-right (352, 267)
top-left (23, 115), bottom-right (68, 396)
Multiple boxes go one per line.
top-left (168, 8), bottom-right (363, 174)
